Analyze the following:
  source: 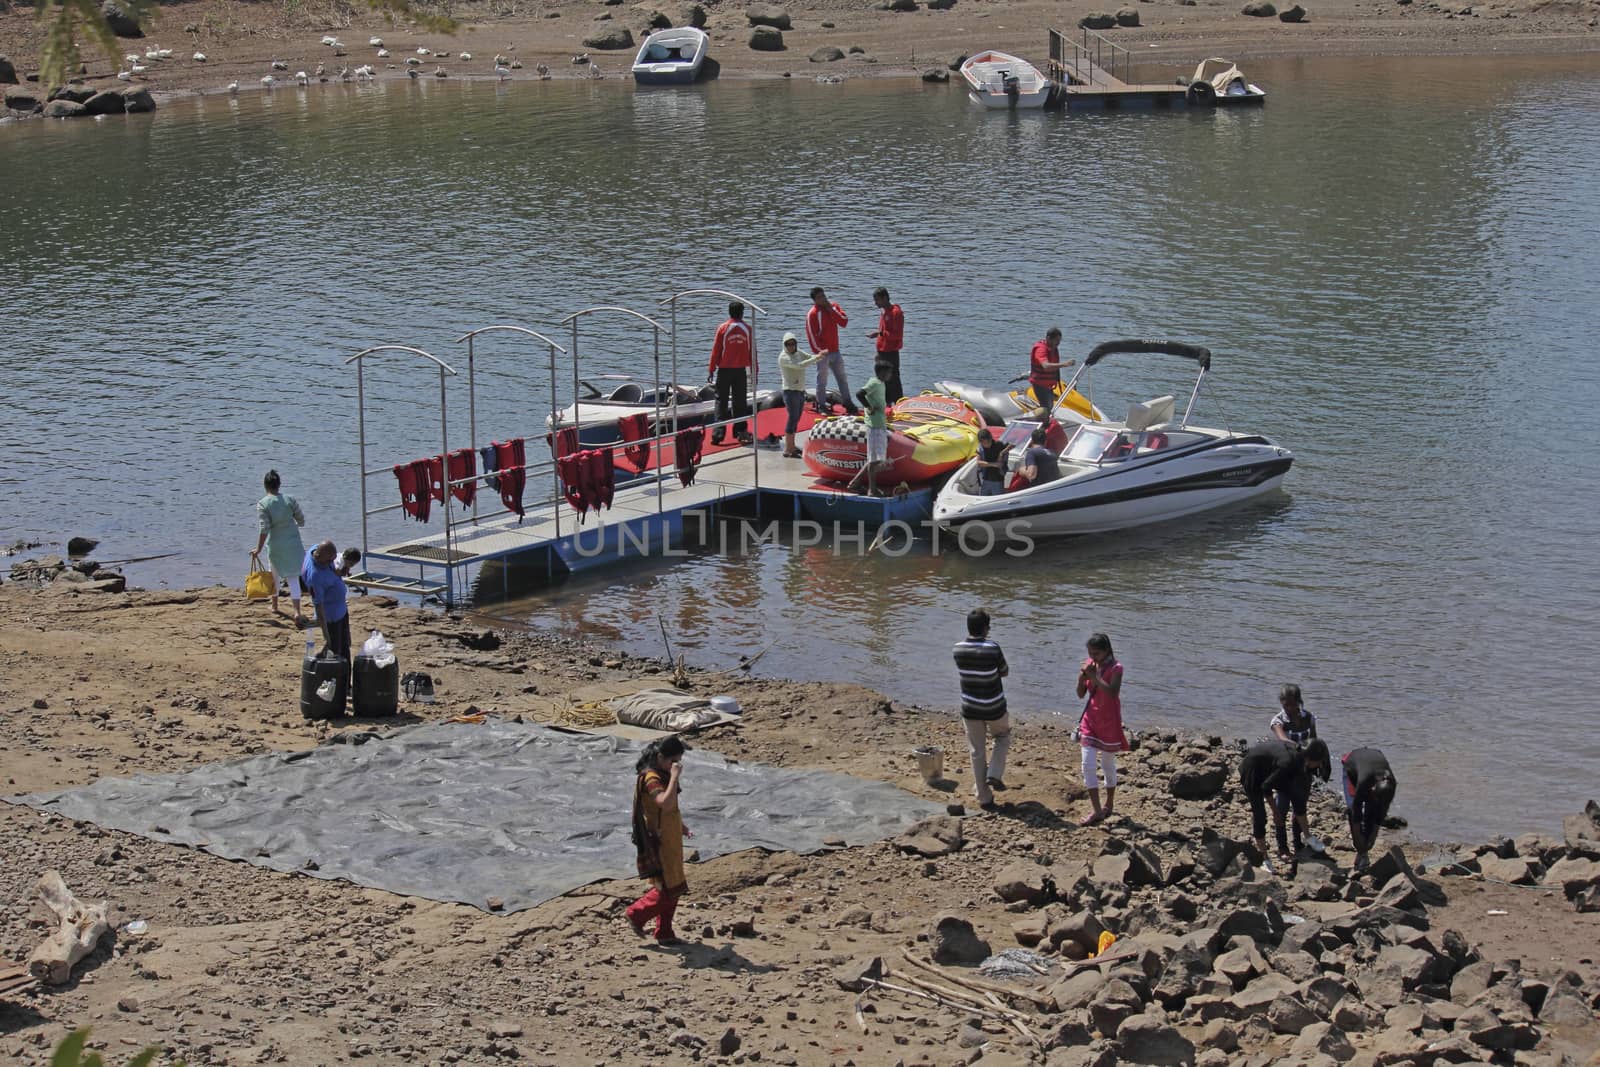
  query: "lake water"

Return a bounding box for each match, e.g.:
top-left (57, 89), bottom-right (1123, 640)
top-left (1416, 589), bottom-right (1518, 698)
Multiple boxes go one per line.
top-left (4, 54), bottom-right (1599, 841)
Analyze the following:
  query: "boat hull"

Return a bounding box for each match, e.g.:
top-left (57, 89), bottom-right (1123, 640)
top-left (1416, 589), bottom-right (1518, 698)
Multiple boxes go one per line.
top-left (633, 65), bottom-right (702, 85)
top-left (933, 444), bottom-right (1292, 537)
top-left (547, 391), bottom-right (780, 446)
top-left (965, 87), bottom-right (1050, 110)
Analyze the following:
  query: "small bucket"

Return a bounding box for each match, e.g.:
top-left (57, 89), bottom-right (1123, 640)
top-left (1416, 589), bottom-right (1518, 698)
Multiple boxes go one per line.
top-left (913, 745), bottom-right (944, 783)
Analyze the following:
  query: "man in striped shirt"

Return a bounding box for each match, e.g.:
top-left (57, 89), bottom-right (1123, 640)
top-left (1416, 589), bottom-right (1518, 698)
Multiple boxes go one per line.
top-left (953, 608), bottom-right (1012, 809)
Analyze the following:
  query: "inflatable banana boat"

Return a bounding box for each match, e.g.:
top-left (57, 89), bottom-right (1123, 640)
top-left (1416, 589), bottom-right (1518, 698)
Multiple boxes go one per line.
top-left (803, 393), bottom-right (987, 486)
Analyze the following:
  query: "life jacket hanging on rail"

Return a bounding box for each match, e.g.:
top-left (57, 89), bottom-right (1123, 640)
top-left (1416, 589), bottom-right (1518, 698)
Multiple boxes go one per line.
top-left (675, 427), bottom-right (705, 487)
top-left (551, 426), bottom-right (581, 462)
top-left (424, 455), bottom-right (447, 504)
top-left (394, 460), bottom-right (431, 523)
top-left (557, 451), bottom-right (590, 520)
top-left (587, 449), bottom-right (616, 511)
top-left (446, 448), bottom-right (476, 507)
top-left (479, 444), bottom-right (500, 493)
top-left (493, 438), bottom-right (527, 520)
top-left (617, 413), bottom-right (651, 471)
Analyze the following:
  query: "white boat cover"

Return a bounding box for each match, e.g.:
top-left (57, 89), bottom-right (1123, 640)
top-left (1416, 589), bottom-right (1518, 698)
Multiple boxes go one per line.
top-left (5, 720), bottom-right (941, 913)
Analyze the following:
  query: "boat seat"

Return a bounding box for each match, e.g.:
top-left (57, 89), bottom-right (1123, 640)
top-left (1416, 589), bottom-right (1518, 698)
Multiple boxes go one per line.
top-left (609, 383), bottom-right (644, 403)
top-left (1125, 395), bottom-right (1175, 432)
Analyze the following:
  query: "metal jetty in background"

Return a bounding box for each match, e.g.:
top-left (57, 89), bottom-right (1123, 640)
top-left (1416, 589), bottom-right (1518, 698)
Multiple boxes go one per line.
top-left (1046, 27), bottom-right (1187, 110)
top-left (344, 290), bottom-right (934, 607)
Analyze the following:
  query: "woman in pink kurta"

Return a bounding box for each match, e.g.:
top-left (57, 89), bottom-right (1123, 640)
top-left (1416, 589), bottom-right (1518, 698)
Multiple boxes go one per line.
top-left (1075, 632), bottom-right (1127, 825)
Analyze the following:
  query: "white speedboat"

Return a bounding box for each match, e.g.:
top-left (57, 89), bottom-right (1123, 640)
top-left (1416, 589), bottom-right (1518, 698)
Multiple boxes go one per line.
top-left (932, 340), bottom-right (1293, 537)
top-left (548, 375), bottom-right (780, 446)
top-left (1185, 57), bottom-right (1266, 106)
top-left (959, 51), bottom-right (1051, 110)
top-left (632, 27), bottom-right (708, 85)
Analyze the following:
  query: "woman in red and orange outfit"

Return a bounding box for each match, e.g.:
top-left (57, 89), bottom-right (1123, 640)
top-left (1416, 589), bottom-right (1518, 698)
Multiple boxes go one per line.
top-left (1075, 632), bottom-right (1127, 825)
top-left (626, 736), bottom-right (691, 944)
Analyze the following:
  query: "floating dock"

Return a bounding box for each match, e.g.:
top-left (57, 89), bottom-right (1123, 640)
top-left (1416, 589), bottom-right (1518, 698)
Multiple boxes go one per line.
top-left (362, 408), bottom-right (933, 603)
top-left (341, 298), bottom-right (937, 607)
top-left (1047, 27), bottom-right (1187, 110)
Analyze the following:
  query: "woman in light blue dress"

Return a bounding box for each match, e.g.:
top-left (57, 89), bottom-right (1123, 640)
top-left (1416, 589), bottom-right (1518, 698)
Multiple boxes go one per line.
top-left (251, 469), bottom-right (307, 624)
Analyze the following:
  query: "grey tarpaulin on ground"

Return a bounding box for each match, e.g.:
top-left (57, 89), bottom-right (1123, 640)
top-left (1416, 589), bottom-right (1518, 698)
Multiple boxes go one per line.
top-left (5, 720), bottom-right (942, 913)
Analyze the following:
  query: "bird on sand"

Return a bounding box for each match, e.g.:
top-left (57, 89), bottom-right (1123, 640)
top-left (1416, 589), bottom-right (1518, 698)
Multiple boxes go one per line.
top-left (535, 62), bottom-right (550, 79)
top-left (227, 80), bottom-right (239, 93)
top-left (495, 64), bottom-right (511, 80)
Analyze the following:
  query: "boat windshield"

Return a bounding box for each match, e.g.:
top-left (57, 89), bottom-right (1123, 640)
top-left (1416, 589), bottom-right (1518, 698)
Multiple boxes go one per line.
top-left (1063, 426), bottom-right (1119, 463)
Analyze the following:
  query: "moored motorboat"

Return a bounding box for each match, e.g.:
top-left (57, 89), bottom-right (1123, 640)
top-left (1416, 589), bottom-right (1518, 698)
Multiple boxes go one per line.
top-left (959, 51), bottom-right (1052, 110)
top-left (1185, 57), bottom-right (1266, 106)
top-left (547, 375), bottom-right (779, 447)
top-left (933, 340), bottom-right (1293, 536)
top-left (803, 393), bottom-right (987, 486)
top-left (631, 27), bottom-right (709, 85)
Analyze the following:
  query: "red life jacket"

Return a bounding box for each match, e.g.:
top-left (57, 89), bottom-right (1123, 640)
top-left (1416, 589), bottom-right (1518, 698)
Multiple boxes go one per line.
top-left (394, 461), bottom-right (431, 522)
top-left (551, 426), bottom-right (580, 461)
top-left (424, 455), bottom-right (447, 504)
top-left (446, 448), bottom-right (476, 507)
top-left (494, 438), bottom-right (526, 519)
top-left (557, 452), bottom-right (588, 518)
top-left (675, 428), bottom-right (705, 487)
top-left (617, 413), bottom-right (651, 470)
top-left (588, 449), bottom-right (615, 510)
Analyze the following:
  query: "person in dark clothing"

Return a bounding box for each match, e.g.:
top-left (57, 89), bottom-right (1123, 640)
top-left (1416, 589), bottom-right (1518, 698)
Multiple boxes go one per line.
top-left (1342, 747), bottom-right (1397, 872)
top-left (1017, 426), bottom-right (1060, 487)
top-left (1238, 738), bottom-right (1330, 871)
top-left (973, 427), bottom-right (1011, 496)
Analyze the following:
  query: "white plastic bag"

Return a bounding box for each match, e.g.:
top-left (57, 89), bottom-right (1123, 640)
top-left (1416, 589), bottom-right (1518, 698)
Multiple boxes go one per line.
top-left (362, 629), bottom-right (396, 668)
top-left (316, 679), bottom-right (338, 702)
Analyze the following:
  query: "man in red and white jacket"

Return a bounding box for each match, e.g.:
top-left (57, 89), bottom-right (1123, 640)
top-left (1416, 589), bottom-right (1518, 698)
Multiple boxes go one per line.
top-left (708, 301), bottom-right (755, 444)
top-left (805, 286), bottom-right (860, 416)
top-left (867, 286), bottom-right (905, 405)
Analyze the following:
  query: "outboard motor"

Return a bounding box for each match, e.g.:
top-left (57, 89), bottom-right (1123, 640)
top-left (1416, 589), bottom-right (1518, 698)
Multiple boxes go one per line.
top-left (1003, 73), bottom-right (1021, 105)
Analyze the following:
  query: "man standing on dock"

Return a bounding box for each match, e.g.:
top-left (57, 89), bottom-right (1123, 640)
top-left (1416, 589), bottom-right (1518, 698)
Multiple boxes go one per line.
top-left (708, 301), bottom-right (755, 446)
top-left (806, 286), bottom-right (860, 417)
top-left (1028, 327), bottom-right (1074, 417)
top-left (952, 608), bottom-right (1011, 811)
top-left (867, 286), bottom-right (905, 405)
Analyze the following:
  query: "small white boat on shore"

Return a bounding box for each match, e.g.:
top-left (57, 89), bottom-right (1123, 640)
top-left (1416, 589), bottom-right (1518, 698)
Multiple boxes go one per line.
top-left (1185, 57), bottom-right (1266, 106)
top-left (959, 51), bottom-right (1051, 110)
top-left (632, 27), bottom-right (708, 86)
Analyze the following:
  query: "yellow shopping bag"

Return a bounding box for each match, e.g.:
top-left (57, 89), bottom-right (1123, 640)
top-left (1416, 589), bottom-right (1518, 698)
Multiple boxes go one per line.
top-left (245, 558), bottom-right (276, 601)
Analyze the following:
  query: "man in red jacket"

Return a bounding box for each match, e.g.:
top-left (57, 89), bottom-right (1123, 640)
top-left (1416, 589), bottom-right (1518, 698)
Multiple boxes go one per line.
top-left (708, 301), bottom-right (755, 445)
top-left (867, 286), bottom-right (905, 405)
top-left (806, 286), bottom-right (860, 417)
top-left (1028, 327), bottom-right (1075, 417)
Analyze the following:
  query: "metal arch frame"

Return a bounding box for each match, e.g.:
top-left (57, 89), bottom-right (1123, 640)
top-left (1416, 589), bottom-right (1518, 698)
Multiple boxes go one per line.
top-left (343, 345), bottom-right (458, 603)
top-left (660, 289), bottom-right (768, 492)
top-left (455, 325), bottom-right (570, 534)
top-left (556, 306), bottom-right (672, 513)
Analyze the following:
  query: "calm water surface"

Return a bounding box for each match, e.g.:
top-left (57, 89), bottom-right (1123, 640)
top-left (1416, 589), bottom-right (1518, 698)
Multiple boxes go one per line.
top-left (5, 54), bottom-right (1599, 840)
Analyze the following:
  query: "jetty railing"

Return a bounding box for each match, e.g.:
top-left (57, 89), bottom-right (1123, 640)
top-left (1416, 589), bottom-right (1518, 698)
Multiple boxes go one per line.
top-left (1047, 26), bottom-right (1132, 87)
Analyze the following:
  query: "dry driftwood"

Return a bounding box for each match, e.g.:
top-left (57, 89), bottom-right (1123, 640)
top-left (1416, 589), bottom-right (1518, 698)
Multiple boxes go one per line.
top-left (27, 871), bottom-right (110, 985)
top-left (899, 947), bottom-right (1058, 1012)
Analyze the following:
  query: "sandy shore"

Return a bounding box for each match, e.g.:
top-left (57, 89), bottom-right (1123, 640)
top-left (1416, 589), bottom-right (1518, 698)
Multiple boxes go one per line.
top-left (3, 565), bottom-right (1599, 1066)
top-left (2, 0), bottom-right (1598, 104)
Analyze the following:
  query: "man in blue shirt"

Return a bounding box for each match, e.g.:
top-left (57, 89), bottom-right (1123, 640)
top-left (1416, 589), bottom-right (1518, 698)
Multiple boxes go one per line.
top-left (305, 540), bottom-right (351, 683)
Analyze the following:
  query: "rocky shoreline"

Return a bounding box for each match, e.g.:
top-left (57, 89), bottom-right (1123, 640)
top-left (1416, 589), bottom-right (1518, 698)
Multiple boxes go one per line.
top-left (3, 0), bottom-right (1598, 124)
top-left (2, 561), bottom-right (1598, 1065)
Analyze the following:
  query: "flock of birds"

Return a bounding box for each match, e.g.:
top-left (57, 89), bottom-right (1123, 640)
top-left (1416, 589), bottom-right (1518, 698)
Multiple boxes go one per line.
top-left (116, 33), bottom-right (577, 91)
